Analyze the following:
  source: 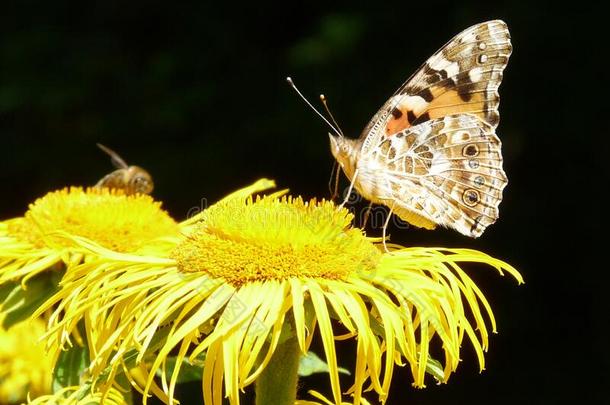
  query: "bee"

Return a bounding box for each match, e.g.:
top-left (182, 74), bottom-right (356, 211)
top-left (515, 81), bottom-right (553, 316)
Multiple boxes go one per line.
top-left (95, 143), bottom-right (154, 195)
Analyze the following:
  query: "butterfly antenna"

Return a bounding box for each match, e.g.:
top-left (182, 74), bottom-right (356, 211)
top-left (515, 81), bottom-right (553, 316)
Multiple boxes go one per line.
top-left (286, 77), bottom-right (341, 137)
top-left (319, 94), bottom-right (345, 137)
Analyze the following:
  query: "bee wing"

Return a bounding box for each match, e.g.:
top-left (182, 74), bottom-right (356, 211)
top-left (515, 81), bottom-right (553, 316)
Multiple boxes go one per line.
top-left (97, 143), bottom-right (129, 169)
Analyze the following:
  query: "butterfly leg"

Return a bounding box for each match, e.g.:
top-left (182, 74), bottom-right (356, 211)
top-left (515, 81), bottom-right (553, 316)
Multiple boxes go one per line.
top-left (361, 201), bottom-right (374, 229)
top-left (339, 169), bottom-right (359, 209)
top-left (382, 205), bottom-right (394, 253)
top-left (329, 162), bottom-right (341, 201)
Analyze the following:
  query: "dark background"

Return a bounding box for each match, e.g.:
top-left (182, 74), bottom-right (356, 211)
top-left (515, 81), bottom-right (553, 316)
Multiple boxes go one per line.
top-left (1, 1), bottom-right (606, 404)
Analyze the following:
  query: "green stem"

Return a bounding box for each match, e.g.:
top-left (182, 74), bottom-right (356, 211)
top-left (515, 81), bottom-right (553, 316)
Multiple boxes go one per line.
top-left (255, 334), bottom-right (301, 405)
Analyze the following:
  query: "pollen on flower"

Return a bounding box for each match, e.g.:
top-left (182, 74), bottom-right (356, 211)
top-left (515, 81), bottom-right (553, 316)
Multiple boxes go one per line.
top-left (7, 187), bottom-right (178, 253)
top-left (172, 195), bottom-right (381, 285)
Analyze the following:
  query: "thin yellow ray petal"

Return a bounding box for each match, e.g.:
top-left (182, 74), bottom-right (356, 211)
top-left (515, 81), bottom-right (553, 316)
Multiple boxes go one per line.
top-left (182, 178), bottom-right (276, 225)
top-left (53, 232), bottom-right (175, 264)
top-left (242, 294), bottom-right (293, 386)
top-left (144, 284), bottom-right (234, 401)
top-left (322, 283), bottom-right (356, 334)
top-left (137, 277), bottom-right (220, 358)
top-left (217, 286), bottom-right (270, 403)
top-left (213, 341), bottom-right (225, 405)
top-left (202, 340), bottom-right (221, 405)
top-left (449, 261), bottom-right (497, 335)
top-left (242, 315), bottom-right (284, 387)
top-left (129, 364), bottom-right (174, 405)
top-left (415, 320), bottom-right (429, 388)
top-left (213, 283), bottom-right (262, 337)
top-left (346, 291), bottom-right (384, 394)
top-left (189, 284), bottom-right (263, 365)
top-left (307, 280), bottom-right (341, 405)
top-left (222, 329), bottom-right (243, 405)
top-left (462, 317), bottom-right (486, 371)
top-left (290, 278), bottom-right (307, 352)
top-left (369, 295), bottom-right (403, 399)
top-left (239, 281), bottom-right (283, 380)
top-left (0, 252), bottom-right (62, 285)
top-left (329, 289), bottom-right (370, 404)
top-left (137, 273), bottom-right (214, 318)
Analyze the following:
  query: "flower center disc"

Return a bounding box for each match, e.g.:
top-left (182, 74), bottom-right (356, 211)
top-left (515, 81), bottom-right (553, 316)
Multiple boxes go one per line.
top-left (172, 196), bottom-right (380, 286)
top-left (8, 187), bottom-right (178, 253)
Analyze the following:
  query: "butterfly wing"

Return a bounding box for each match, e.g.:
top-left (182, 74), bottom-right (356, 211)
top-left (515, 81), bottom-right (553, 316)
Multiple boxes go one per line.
top-left (358, 114), bottom-right (506, 237)
top-left (360, 20), bottom-right (511, 155)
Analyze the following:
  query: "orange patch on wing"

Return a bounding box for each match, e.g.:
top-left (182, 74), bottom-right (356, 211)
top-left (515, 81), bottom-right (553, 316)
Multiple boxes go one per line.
top-left (425, 89), bottom-right (487, 121)
top-left (384, 95), bottom-right (430, 136)
top-left (384, 88), bottom-right (488, 137)
top-left (385, 107), bottom-right (412, 135)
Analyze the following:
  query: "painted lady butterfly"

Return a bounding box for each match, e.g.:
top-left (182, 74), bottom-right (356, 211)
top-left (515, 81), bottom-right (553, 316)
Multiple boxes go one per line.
top-left (329, 20), bottom-right (512, 237)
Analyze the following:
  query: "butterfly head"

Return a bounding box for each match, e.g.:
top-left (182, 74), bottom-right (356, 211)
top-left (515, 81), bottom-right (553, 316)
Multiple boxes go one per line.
top-left (328, 133), bottom-right (359, 177)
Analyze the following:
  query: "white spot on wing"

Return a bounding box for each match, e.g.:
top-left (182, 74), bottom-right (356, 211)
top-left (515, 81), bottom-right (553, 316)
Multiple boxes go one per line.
top-left (428, 56), bottom-right (459, 78)
top-left (428, 55), bottom-right (446, 71)
top-left (468, 67), bottom-right (483, 82)
top-left (444, 61), bottom-right (459, 77)
top-left (398, 95), bottom-right (428, 116)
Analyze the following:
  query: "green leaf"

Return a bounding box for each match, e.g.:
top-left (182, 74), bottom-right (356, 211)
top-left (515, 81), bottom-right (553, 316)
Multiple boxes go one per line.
top-left (156, 353), bottom-right (206, 384)
top-left (98, 324), bottom-right (174, 384)
top-left (53, 344), bottom-right (90, 392)
top-left (114, 371), bottom-right (134, 405)
top-left (367, 308), bottom-right (387, 339)
top-left (51, 383), bottom-right (92, 402)
top-left (0, 280), bottom-right (18, 304)
top-left (298, 351), bottom-right (350, 377)
top-left (425, 356), bottom-right (445, 383)
top-left (1, 270), bottom-right (62, 329)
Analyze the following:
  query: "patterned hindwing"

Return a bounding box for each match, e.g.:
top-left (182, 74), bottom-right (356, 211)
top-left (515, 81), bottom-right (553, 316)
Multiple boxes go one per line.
top-left (360, 20), bottom-right (511, 154)
top-left (358, 114), bottom-right (507, 237)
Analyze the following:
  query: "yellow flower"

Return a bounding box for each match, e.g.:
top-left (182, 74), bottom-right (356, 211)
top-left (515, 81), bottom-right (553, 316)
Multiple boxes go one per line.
top-left (27, 385), bottom-right (127, 405)
top-left (295, 390), bottom-right (372, 405)
top-left (0, 315), bottom-right (53, 403)
top-left (0, 187), bottom-right (179, 287)
top-left (37, 179), bottom-right (522, 405)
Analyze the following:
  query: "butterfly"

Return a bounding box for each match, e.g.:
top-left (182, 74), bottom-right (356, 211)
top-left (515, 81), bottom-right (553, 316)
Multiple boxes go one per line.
top-left (328, 20), bottom-right (512, 238)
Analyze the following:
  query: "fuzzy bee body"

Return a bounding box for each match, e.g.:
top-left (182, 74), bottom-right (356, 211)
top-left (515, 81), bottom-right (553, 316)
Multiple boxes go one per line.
top-left (95, 144), bottom-right (154, 195)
